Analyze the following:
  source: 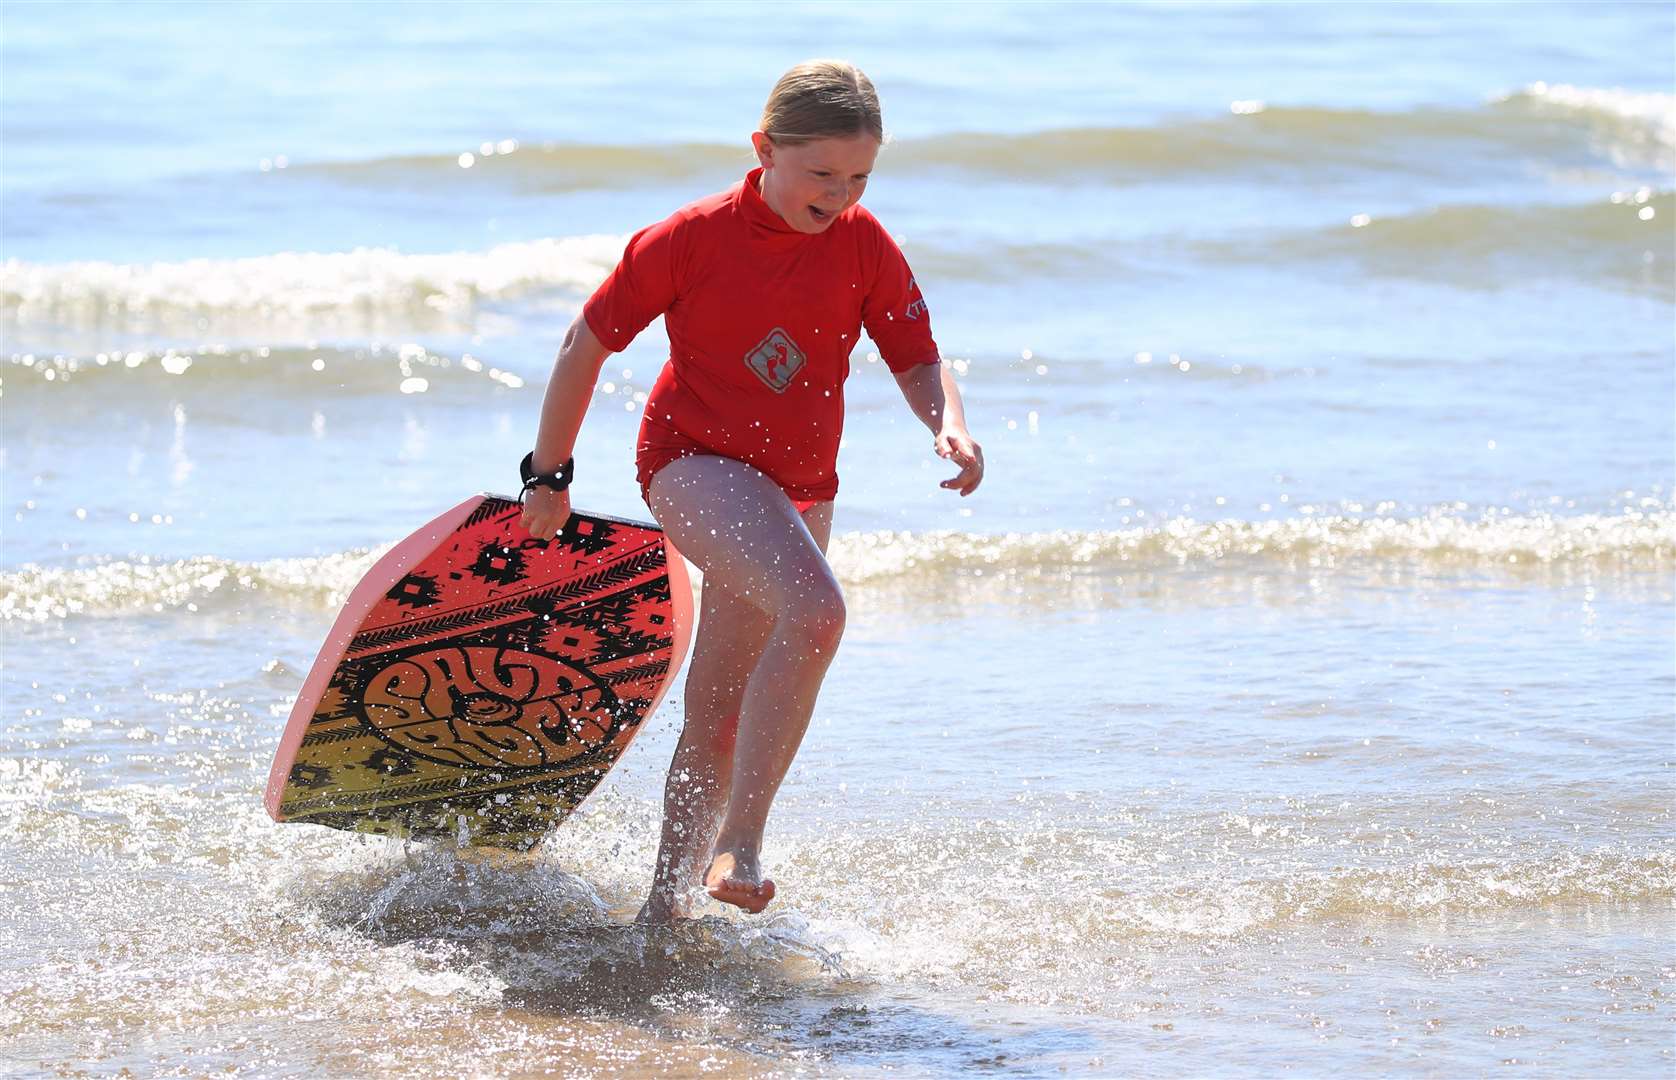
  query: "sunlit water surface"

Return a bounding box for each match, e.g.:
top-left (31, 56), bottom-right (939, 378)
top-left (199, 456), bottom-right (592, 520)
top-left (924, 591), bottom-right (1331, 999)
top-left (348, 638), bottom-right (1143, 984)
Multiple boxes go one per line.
top-left (4, 2), bottom-right (1673, 1076)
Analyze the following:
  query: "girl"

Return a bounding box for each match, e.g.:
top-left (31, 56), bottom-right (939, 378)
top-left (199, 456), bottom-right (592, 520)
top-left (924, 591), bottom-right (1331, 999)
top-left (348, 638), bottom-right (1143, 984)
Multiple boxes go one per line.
top-left (518, 60), bottom-right (983, 923)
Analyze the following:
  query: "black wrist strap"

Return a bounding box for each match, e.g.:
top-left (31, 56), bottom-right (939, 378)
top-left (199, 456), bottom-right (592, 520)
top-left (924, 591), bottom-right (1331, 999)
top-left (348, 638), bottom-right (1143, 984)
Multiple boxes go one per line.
top-left (520, 452), bottom-right (574, 499)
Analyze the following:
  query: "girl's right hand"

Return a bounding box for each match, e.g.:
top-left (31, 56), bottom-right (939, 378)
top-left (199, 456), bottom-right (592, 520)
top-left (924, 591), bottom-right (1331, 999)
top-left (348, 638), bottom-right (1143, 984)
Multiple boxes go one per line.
top-left (519, 485), bottom-right (572, 541)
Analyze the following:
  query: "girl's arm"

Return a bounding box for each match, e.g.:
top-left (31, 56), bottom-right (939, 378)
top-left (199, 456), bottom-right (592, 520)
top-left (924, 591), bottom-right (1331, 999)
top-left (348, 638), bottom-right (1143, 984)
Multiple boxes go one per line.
top-left (520, 314), bottom-right (612, 539)
top-left (893, 360), bottom-right (984, 496)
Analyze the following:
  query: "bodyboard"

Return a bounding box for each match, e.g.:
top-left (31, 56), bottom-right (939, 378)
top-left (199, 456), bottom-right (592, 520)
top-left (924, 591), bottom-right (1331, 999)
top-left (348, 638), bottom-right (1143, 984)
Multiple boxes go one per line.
top-left (264, 494), bottom-right (692, 850)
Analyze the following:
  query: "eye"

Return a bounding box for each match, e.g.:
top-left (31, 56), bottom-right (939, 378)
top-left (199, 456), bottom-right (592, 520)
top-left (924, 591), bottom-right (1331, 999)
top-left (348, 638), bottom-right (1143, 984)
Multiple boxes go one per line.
top-left (811, 170), bottom-right (831, 178)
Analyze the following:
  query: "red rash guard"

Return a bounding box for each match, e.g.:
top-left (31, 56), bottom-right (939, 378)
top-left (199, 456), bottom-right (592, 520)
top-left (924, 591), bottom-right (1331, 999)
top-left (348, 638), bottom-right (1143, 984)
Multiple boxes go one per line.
top-left (582, 167), bottom-right (940, 505)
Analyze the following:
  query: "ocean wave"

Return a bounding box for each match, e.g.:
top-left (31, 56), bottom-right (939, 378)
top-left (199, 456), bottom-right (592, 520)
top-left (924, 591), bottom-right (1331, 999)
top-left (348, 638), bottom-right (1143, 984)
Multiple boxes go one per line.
top-left (278, 90), bottom-right (1674, 188)
top-left (7, 190), bottom-right (1667, 342)
top-left (828, 509), bottom-right (1676, 583)
top-left (1213, 189), bottom-right (1673, 296)
top-left (3, 343), bottom-right (527, 400)
top-left (0, 550), bottom-right (382, 622)
top-left (797, 828), bottom-right (1676, 960)
top-left (1091, 850), bottom-right (1676, 937)
top-left (4, 510), bottom-right (1670, 622)
top-left (0, 235), bottom-right (623, 335)
top-left (760, 812), bottom-right (1676, 1018)
top-left (1334, 189), bottom-right (1671, 253)
top-left (299, 140), bottom-right (750, 190)
top-left (3, 232), bottom-right (1116, 334)
top-left (1495, 82), bottom-right (1676, 169)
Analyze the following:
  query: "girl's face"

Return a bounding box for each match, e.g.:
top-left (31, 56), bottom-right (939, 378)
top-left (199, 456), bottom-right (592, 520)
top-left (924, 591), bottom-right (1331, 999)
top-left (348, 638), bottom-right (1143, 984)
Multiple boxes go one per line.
top-left (752, 131), bottom-right (881, 234)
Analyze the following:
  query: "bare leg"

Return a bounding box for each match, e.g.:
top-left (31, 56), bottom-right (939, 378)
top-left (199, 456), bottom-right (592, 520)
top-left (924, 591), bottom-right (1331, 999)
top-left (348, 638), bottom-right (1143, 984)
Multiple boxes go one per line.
top-left (638, 455), bottom-right (841, 917)
top-left (634, 586), bottom-right (766, 923)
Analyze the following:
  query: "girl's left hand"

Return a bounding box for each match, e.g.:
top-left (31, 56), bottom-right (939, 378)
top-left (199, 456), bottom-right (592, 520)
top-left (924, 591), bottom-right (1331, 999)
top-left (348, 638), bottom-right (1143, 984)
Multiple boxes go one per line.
top-left (936, 427), bottom-right (985, 496)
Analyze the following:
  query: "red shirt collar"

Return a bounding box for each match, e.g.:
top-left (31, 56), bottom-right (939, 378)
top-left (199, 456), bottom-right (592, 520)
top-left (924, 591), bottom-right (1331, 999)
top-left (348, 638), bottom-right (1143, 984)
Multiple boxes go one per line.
top-left (740, 167), bottom-right (808, 240)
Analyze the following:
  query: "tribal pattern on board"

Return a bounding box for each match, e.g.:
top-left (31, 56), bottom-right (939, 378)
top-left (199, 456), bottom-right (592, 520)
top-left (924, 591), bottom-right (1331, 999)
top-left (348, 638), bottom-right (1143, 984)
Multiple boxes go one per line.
top-left (275, 499), bottom-right (687, 850)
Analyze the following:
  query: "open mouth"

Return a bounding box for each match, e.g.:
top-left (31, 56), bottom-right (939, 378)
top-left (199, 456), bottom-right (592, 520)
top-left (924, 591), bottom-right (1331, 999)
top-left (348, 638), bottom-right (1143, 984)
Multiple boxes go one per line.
top-left (808, 205), bottom-right (836, 224)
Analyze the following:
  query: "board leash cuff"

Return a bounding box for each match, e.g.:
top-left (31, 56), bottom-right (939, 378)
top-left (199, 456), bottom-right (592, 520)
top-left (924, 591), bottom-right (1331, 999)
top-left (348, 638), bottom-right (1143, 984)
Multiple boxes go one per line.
top-left (519, 452), bottom-right (575, 502)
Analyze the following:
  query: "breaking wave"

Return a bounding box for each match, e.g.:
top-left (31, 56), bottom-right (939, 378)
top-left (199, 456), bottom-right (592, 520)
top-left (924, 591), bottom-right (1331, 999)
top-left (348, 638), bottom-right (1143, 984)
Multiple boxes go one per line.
top-left (281, 88), bottom-right (1675, 187)
top-left (4, 510), bottom-right (1670, 622)
top-left (0, 235), bottom-right (623, 337)
top-left (7, 189), bottom-right (1669, 343)
top-left (3, 343), bottom-right (527, 400)
top-left (1233, 189), bottom-right (1674, 295)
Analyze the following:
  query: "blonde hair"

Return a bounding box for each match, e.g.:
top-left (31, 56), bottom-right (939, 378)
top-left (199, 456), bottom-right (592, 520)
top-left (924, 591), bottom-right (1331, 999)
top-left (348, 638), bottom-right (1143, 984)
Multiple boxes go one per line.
top-left (759, 60), bottom-right (883, 146)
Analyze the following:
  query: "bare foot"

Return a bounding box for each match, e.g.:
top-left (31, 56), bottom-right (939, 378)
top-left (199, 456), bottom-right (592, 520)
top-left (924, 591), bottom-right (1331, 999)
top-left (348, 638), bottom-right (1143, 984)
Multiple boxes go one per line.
top-left (703, 849), bottom-right (775, 914)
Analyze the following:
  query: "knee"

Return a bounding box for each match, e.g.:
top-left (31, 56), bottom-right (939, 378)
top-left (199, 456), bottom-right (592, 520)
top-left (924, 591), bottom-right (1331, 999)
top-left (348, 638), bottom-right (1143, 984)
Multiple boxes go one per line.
top-left (785, 584), bottom-right (846, 656)
top-left (701, 713), bottom-right (738, 756)
top-left (682, 708), bottom-right (738, 755)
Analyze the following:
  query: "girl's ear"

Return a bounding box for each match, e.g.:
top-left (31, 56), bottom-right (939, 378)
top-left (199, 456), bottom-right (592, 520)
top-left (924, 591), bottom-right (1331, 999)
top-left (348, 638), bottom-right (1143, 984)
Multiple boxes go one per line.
top-left (751, 131), bottom-right (775, 169)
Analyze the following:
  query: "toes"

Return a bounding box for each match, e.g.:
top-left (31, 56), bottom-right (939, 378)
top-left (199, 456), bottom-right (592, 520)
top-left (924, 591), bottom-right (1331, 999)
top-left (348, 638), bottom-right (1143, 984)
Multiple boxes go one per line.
top-left (707, 876), bottom-right (775, 914)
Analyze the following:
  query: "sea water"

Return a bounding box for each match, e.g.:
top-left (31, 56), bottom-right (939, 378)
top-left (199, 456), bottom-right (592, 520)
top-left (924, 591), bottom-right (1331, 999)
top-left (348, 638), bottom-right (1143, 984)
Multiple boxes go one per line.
top-left (3, 2), bottom-right (1673, 1075)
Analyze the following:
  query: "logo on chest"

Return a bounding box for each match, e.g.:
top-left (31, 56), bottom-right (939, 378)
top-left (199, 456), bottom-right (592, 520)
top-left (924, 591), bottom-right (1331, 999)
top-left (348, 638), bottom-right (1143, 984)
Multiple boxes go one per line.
top-left (743, 327), bottom-right (807, 393)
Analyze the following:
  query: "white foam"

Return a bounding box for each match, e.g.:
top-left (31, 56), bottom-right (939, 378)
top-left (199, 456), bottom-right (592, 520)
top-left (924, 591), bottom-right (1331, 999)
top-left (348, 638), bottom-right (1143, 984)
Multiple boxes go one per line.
top-left (1497, 81), bottom-right (1676, 168)
top-left (0, 234), bottom-right (625, 325)
top-left (4, 343), bottom-right (529, 395)
top-left (827, 509), bottom-right (1676, 584)
top-left (5, 510), bottom-right (1672, 622)
top-left (0, 757), bottom-right (78, 809)
top-left (1513, 82), bottom-right (1676, 140)
top-left (0, 549), bottom-right (384, 621)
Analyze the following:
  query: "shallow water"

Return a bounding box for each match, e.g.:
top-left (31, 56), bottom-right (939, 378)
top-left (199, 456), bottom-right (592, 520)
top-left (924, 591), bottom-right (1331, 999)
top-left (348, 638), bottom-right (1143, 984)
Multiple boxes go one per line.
top-left (4, 2), bottom-right (1674, 1076)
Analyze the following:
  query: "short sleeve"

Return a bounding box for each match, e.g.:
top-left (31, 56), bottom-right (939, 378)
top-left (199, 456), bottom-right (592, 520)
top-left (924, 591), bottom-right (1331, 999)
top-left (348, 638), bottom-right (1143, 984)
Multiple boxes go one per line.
top-left (859, 216), bottom-right (940, 373)
top-left (582, 213), bottom-right (684, 353)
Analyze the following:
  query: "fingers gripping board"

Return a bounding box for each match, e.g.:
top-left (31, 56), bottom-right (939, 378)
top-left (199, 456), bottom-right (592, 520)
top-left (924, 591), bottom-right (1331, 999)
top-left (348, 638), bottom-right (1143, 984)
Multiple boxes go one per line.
top-left (265, 495), bottom-right (693, 850)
